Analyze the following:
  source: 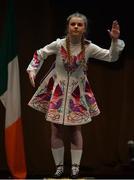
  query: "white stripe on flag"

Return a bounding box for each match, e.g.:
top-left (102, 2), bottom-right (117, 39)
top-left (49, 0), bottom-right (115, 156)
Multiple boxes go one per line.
top-left (5, 56), bottom-right (21, 128)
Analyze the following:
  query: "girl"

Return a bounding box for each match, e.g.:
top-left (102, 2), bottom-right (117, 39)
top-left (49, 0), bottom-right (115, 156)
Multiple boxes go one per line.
top-left (27, 12), bottom-right (125, 178)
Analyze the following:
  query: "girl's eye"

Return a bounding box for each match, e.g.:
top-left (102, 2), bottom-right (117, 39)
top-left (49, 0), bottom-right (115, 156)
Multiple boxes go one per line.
top-left (70, 23), bottom-right (76, 26)
top-left (70, 22), bottom-right (83, 27)
top-left (78, 23), bottom-right (83, 26)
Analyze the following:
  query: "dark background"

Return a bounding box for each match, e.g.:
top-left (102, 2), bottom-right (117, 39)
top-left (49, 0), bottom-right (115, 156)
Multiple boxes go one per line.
top-left (0, 0), bottom-right (134, 178)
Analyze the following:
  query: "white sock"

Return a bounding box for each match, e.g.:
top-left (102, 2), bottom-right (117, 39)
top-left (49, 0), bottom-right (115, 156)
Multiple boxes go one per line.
top-left (51, 146), bottom-right (64, 166)
top-left (71, 149), bottom-right (82, 166)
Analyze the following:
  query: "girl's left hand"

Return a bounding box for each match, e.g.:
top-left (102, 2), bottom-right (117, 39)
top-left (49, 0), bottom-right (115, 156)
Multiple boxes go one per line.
top-left (108, 20), bottom-right (120, 40)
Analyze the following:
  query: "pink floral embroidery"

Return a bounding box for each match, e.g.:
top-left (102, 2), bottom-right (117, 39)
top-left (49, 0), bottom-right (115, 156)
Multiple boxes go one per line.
top-left (49, 84), bottom-right (63, 110)
top-left (69, 99), bottom-right (87, 112)
top-left (85, 81), bottom-right (94, 97)
top-left (60, 46), bottom-right (84, 73)
top-left (70, 86), bottom-right (87, 113)
top-left (53, 84), bottom-right (63, 97)
top-left (36, 77), bottom-right (54, 99)
top-left (49, 98), bottom-right (63, 110)
top-left (31, 50), bottom-right (40, 68)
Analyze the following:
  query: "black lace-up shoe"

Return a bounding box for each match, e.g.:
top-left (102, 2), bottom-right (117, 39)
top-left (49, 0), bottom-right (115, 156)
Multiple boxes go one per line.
top-left (70, 164), bottom-right (80, 179)
top-left (53, 165), bottom-right (64, 178)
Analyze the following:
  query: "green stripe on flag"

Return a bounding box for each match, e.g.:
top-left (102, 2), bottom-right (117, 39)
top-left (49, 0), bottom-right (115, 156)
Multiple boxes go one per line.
top-left (0, 0), bottom-right (17, 96)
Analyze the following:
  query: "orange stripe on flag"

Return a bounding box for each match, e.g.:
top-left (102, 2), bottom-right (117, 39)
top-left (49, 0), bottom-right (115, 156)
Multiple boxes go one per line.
top-left (5, 117), bottom-right (27, 178)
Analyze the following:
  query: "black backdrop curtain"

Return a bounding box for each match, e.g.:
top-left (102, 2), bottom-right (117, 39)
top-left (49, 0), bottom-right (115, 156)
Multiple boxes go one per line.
top-left (0, 0), bottom-right (134, 177)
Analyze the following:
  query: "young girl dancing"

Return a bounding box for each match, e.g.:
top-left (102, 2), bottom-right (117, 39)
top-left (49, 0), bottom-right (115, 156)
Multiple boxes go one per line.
top-left (27, 12), bottom-right (125, 178)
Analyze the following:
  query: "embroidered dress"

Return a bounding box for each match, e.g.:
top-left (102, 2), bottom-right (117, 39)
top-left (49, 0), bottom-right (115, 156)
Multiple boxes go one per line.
top-left (27, 38), bottom-right (125, 125)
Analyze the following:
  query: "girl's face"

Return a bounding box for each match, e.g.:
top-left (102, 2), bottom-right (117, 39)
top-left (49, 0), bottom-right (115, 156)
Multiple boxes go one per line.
top-left (68, 17), bottom-right (86, 37)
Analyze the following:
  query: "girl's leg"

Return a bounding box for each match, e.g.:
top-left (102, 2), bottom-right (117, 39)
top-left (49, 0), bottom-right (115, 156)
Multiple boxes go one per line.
top-left (51, 123), bottom-right (64, 149)
top-left (51, 123), bottom-right (64, 177)
top-left (70, 125), bottom-right (83, 178)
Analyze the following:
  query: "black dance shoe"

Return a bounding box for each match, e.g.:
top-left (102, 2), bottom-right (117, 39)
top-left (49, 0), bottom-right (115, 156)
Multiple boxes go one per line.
top-left (53, 165), bottom-right (64, 178)
top-left (70, 164), bottom-right (80, 179)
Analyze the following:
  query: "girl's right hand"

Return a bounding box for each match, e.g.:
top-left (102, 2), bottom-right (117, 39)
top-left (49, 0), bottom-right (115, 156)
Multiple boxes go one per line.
top-left (27, 71), bottom-right (36, 87)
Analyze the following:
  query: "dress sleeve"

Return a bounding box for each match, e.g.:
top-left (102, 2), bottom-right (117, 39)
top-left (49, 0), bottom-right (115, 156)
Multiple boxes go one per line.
top-left (88, 39), bottom-right (125, 62)
top-left (27, 38), bottom-right (60, 74)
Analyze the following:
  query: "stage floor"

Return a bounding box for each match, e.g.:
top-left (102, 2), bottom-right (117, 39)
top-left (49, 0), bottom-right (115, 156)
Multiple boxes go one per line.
top-left (0, 163), bottom-right (134, 179)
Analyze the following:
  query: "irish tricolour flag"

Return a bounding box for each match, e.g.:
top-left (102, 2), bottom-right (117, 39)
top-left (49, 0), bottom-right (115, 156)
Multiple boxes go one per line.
top-left (0, 0), bottom-right (27, 178)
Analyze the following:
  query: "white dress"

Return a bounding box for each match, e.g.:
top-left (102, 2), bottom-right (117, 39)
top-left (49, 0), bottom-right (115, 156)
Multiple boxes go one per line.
top-left (27, 38), bottom-right (125, 125)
